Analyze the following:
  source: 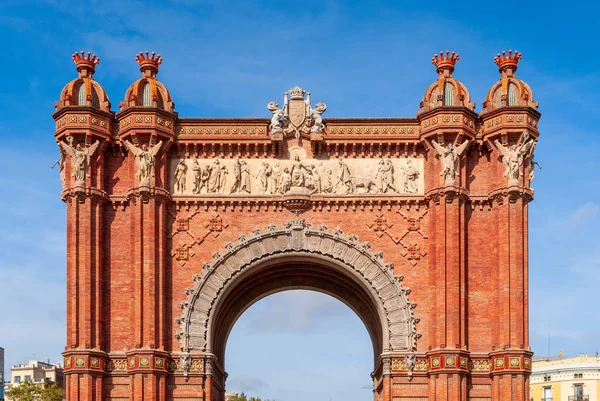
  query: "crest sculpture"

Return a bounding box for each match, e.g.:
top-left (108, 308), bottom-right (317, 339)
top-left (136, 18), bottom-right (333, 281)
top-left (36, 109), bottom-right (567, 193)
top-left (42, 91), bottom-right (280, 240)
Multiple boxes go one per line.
top-left (268, 86), bottom-right (327, 140)
top-left (54, 50), bottom-right (540, 401)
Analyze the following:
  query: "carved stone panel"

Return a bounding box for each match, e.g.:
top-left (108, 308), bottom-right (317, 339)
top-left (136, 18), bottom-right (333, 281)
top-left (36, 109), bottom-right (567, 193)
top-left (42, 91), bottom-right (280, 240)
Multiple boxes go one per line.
top-left (170, 156), bottom-right (424, 196)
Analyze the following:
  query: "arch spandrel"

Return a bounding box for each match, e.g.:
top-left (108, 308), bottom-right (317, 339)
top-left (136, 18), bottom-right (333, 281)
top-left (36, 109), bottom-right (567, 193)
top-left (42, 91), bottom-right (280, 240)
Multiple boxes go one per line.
top-left (175, 219), bottom-right (421, 363)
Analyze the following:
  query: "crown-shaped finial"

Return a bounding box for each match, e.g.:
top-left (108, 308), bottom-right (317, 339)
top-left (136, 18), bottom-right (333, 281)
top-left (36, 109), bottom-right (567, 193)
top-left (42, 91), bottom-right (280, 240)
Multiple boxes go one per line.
top-left (494, 50), bottom-right (522, 72)
top-left (135, 51), bottom-right (163, 75)
top-left (432, 51), bottom-right (459, 73)
top-left (288, 86), bottom-right (306, 100)
top-left (72, 51), bottom-right (99, 75)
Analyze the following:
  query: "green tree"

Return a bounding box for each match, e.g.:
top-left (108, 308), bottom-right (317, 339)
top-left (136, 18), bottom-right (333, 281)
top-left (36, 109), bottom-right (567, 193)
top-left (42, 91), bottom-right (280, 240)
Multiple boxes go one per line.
top-left (230, 392), bottom-right (273, 401)
top-left (6, 380), bottom-right (62, 401)
top-left (39, 383), bottom-right (63, 401)
top-left (6, 380), bottom-right (38, 401)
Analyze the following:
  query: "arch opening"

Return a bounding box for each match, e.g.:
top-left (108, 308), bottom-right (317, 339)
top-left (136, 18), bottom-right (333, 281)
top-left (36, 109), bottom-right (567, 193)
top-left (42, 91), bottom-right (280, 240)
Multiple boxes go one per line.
top-left (225, 290), bottom-right (374, 401)
top-left (212, 255), bottom-right (385, 365)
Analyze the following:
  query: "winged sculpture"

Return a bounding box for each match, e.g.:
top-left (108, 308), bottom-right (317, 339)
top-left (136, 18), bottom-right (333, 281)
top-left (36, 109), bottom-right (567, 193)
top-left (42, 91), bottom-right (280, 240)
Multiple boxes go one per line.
top-left (494, 132), bottom-right (534, 186)
top-left (59, 137), bottom-right (100, 185)
top-left (431, 139), bottom-right (469, 186)
top-left (123, 140), bottom-right (163, 185)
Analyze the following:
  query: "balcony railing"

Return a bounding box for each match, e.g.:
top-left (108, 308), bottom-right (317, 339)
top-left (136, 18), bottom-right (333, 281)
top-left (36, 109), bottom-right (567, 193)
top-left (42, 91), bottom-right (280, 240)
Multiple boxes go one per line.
top-left (568, 396), bottom-right (589, 401)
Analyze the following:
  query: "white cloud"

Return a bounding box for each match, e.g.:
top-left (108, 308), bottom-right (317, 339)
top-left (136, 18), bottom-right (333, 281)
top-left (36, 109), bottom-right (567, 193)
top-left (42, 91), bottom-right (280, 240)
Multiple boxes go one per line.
top-left (227, 375), bottom-right (269, 393)
top-left (570, 202), bottom-right (599, 222)
top-left (238, 290), bottom-right (354, 333)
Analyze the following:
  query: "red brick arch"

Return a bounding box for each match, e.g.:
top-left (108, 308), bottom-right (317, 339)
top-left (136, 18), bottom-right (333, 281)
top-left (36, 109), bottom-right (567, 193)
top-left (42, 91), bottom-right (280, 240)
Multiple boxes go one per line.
top-left (176, 219), bottom-right (420, 371)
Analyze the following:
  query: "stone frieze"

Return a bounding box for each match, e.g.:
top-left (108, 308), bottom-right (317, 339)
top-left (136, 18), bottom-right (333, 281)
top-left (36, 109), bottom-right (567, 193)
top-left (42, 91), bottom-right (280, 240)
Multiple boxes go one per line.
top-left (170, 152), bottom-right (423, 196)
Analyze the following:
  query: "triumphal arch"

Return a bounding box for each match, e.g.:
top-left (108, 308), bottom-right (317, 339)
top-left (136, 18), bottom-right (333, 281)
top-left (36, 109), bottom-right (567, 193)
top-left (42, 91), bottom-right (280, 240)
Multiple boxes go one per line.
top-left (53, 49), bottom-right (540, 401)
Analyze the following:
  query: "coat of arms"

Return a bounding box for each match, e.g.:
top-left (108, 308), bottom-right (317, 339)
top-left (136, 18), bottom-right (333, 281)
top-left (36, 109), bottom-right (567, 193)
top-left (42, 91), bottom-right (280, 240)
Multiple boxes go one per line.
top-left (268, 86), bottom-right (327, 139)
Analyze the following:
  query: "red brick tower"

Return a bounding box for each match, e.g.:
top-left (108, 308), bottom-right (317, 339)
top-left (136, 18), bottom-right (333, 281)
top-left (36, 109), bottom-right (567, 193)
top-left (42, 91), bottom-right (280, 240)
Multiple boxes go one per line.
top-left (54, 50), bottom-right (540, 401)
top-left (54, 51), bottom-right (113, 400)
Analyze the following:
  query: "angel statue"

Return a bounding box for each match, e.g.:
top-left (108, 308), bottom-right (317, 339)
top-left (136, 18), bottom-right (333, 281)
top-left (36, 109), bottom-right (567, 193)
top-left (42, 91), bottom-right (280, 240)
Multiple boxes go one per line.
top-left (308, 102), bottom-right (327, 134)
top-left (494, 132), bottom-right (535, 186)
top-left (123, 140), bottom-right (163, 186)
top-left (52, 143), bottom-right (67, 186)
top-left (267, 101), bottom-right (286, 133)
top-left (59, 136), bottom-right (100, 185)
top-left (431, 139), bottom-right (469, 186)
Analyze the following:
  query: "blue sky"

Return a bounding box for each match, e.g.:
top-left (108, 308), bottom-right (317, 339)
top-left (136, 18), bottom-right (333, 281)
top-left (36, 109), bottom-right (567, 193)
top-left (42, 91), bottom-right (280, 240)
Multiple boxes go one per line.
top-left (0, 0), bottom-right (599, 400)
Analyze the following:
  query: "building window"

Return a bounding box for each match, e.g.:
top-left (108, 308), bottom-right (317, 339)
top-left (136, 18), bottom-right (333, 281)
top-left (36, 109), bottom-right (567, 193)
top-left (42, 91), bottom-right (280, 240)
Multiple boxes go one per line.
top-left (574, 384), bottom-right (584, 400)
top-left (543, 386), bottom-right (552, 401)
top-left (78, 83), bottom-right (87, 106)
top-left (14, 376), bottom-right (20, 383)
top-left (142, 82), bottom-right (152, 106)
top-left (544, 375), bottom-right (551, 381)
top-left (91, 88), bottom-right (100, 108)
top-left (443, 82), bottom-right (454, 106)
top-left (507, 83), bottom-right (517, 106)
top-left (574, 373), bottom-right (583, 379)
top-left (25, 375), bottom-right (31, 382)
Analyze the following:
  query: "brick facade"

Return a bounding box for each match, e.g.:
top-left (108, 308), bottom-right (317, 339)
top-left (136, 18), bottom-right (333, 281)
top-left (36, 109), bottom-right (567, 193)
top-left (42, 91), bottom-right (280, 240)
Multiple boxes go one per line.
top-left (54, 50), bottom-right (540, 401)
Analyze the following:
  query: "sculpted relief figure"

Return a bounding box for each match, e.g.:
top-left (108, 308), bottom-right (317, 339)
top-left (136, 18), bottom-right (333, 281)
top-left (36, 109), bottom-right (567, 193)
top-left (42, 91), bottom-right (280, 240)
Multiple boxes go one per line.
top-left (494, 133), bottom-right (535, 186)
top-left (123, 140), bottom-right (163, 186)
top-left (291, 155), bottom-right (307, 187)
top-left (337, 159), bottom-right (353, 194)
top-left (404, 159), bottom-right (420, 193)
top-left (192, 160), bottom-right (203, 194)
top-left (278, 167), bottom-right (292, 194)
top-left (376, 158), bottom-right (399, 193)
top-left (270, 163), bottom-right (281, 194)
top-left (207, 158), bottom-right (222, 193)
top-left (219, 164), bottom-right (228, 193)
top-left (431, 139), bottom-right (469, 186)
top-left (255, 162), bottom-right (272, 194)
top-left (174, 159), bottom-right (188, 193)
top-left (308, 102), bottom-right (327, 134)
top-left (268, 102), bottom-right (286, 133)
top-left (322, 169), bottom-right (334, 193)
top-left (230, 158), bottom-right (242, 194)
top-left (308, 165), bottom-right (322, 194)
top-left (59, 136), bottom-right (100, 185)
top-left (239, 160), bottom-right (251, 194)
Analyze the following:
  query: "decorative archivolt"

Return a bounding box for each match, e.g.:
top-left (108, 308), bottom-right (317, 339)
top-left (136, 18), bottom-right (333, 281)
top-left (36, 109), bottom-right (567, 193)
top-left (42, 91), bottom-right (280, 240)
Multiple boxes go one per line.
top-left (175, 219), bottom-right (421, 373)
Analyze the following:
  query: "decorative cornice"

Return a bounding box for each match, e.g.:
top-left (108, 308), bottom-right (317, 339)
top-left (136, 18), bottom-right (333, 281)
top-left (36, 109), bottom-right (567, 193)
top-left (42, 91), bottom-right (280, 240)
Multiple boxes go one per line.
top-left (171, 197), bottom-right (428, 213)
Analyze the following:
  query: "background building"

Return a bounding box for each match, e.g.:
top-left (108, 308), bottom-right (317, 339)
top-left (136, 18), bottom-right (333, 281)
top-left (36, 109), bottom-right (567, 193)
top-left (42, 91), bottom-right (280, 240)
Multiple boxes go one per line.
top-left (4, 360), bottom-right (64, 401)
top-left (1, 346), bottom-right (4, 401)
top-left (531, 355), bottom-right (600, 401)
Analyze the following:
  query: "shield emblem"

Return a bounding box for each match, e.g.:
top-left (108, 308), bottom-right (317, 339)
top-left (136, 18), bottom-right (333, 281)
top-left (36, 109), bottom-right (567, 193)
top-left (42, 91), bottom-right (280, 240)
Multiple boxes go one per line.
top-left (288, 99), bottom-right (306, 128)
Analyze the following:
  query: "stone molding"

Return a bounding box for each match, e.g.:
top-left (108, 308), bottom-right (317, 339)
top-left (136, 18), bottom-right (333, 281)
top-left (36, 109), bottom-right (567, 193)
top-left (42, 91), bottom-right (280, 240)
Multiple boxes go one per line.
top-left (176, 219), bottom-right (421, 356)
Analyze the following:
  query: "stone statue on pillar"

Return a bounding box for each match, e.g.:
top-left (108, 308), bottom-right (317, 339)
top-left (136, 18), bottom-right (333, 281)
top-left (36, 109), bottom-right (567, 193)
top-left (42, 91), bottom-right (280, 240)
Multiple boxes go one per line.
top-left (123, 140), bottom-right (163, 186)
top-left (308, 102), bottom-right (327, 134)
top-left (494, 132), bottom-right (535, 186)
top-left (268, 102), bottom-right (286, 133)
top-left (431, 139), bottom-right (469, 186)
top-left (59, 136), bottom-right (100, 186)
